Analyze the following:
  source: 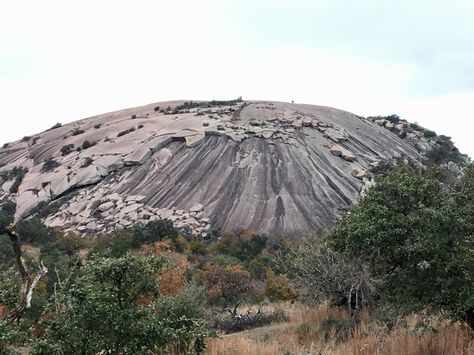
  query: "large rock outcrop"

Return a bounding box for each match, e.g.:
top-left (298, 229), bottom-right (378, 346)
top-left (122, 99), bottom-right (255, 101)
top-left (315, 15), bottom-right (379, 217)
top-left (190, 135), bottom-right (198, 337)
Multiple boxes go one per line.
top-left (0, 100), bottom-right (452, 236)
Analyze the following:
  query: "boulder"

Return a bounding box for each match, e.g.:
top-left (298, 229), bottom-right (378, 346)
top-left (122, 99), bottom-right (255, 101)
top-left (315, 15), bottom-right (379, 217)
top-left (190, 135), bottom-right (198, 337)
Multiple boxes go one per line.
top-left (108, 193), bottom-right (121, 202)
top-left (67, 201), bottom-right (88, 215)
top-left (121, 203), bottom-right (142, 214)
top-left (74, 165), bottom-right (108, 186)
top-left (190, 203), bottom-right (204, 212)
top-left (126, 195), bottom-right (146, 203)
top-left (302, 117), bottom-right (313, 127)
top-left (86, 222), bottom-right (97, 231)
top-left (447, 161), bottom-right (462, 176)
top-left (94, 155), bottom-right (124, 172)
top-left (176, 220), bottom-right (190, 229)
top-left (352, 169), bottom-right (369, 180)
top-left (194, 211), bottom-right (204, 219)
top-left (330, 144), bottom-right (356, 162)
top-left (324, 128), bottom-right (347, 143)
top-left (159, 209), bottom-right (173, 220)
top-left (124, 147), bottom-right (152, 166)
top-left (128, 211), bottom-right (138, 221)
top-left (48, 216), bottom-right (67, 228)
top-left (98, 201), bottom-right (115, 212)
top-left (1, 180), bottom-right (14, 193)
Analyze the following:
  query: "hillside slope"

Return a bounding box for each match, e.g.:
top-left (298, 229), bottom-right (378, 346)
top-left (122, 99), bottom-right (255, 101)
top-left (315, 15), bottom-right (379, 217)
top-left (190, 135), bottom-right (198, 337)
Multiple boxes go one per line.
top-left (0, 100), bottom-right (453, 236)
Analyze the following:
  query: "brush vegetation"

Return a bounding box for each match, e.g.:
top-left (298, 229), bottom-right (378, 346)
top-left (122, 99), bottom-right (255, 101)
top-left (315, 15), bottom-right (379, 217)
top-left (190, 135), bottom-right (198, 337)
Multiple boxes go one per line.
top-left (1, 163), bottom-right (473, 354)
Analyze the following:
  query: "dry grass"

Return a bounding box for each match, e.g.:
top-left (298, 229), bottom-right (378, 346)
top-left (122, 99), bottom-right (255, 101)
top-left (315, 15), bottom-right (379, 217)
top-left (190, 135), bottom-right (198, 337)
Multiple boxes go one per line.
top-left (206, 303), bottom-right (474, 355)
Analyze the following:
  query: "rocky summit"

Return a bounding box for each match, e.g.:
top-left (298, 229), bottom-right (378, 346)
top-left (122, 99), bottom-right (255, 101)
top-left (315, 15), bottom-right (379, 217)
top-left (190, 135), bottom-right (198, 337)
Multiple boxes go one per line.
top-left (0, 100), bottom-right (459, 237)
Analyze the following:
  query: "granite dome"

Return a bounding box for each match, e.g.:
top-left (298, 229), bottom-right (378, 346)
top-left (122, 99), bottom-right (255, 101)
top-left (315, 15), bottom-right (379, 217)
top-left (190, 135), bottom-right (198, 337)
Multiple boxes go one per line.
top-left (0, 100), bottom-right (436, 236)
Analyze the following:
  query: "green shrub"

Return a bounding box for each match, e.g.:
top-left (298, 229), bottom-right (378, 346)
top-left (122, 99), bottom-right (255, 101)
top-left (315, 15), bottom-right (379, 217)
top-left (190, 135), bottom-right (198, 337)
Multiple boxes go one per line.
top-left (328, 169), bottom-right (474, 330)
top-left (117, 127), bottom-right (136, 137)
top-left (367, 114), bottom-right (400, 123)
top-left (1, 201), bottom-right (16, 217)
top-left (129, 219), bottom-right (179, 248)
top-left (71, 128), bottom-right (85, 136)
top-left (212, 306), bottom-right (287, 334)
top-left (41, 159), bottom-right (61, 173)
top-left (189, 236), bottom-right (208, 255)
top-left (423, 130), bottom-right (437, 138)
top-left (81, 157), bottom-right (94, 168)
top-left (110, 234), bottom-right (133, 257)
top-left (195, 263), bottom-right (252, 305)
top-left (48, 123), bottom-right (62, 130)
top-left (32, 255), bottom-right (209, 354)
top-left (320, 317), bottom-right (350, 342)
top-left (0, 236), bottom-right (15, 265)
top-left (60, 144), bottom-right (75, 156)
top-left (214, 231), bottom-right (267, 262)
top-left (81, 140), bottom-right (96, 150)
top-left (426, 145), bottom-right (461, 164)
top-left (16, 218), bottom-right (54, 245)
top-left (8, 167), bottom-right (28, 194)
top-left (175, 98), bottom-right (243, 112)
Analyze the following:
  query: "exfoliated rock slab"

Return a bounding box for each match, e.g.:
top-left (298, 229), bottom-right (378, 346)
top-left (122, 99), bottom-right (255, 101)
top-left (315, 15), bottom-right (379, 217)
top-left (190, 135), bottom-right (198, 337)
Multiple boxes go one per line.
top-left (67, 201), bottom-right (88, 215)
top-left (126, 195), bottom-right (146, 203)
top-left (124, 147), bottom-right (152, 166)
top-left (302, 117), bottom-right (313, 127)
top-left (330, 144), bottom-right (356, 162)
top-left (107, 193), bottom-right (121, 201)
top-left (15, 190), bottom-right (46, 220)
top-left (98, 201), bottom-right (115, 212)
top-left (190, 203), bottom-right (204, 212)
top-left (324, 128), bottom-right (347, 143)
top-left (185, 133), bottom-right (206, 148)
top-left (73, 165), bottom-right (108, 186)
top-left (94, 155), bottom-right (124, 172)
top-left (49, 174), bottom-right (71, 199)
top-left (147, 136), bottom-right (173, 152)
top-left (121, 203), bottom-right (142, 214)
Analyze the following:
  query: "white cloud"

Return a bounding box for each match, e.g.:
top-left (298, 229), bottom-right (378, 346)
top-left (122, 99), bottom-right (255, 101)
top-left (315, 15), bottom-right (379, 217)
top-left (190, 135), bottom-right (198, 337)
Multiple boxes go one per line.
top-left (0, 0), bottom-right (473, 158)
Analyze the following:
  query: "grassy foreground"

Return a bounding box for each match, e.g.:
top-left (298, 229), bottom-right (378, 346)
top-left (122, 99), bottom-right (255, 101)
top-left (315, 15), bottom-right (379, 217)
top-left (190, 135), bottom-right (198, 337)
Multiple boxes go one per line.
top-left (206, 304), bottom-right (474, 355)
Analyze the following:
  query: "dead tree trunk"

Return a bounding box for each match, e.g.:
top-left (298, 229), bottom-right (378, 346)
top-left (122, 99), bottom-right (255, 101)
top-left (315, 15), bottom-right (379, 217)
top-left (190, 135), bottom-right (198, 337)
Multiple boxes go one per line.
top-left (348, 286), bottom-right (362, 334)
top-left (2, 223), bottom-right (48, 324)
top-left (464, 309), bottom-right (474, 331)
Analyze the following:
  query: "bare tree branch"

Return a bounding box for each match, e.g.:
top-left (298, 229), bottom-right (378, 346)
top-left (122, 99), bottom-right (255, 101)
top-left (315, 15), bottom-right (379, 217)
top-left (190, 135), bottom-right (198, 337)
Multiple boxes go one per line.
top-left (2, 223), bottom-right (48, 324)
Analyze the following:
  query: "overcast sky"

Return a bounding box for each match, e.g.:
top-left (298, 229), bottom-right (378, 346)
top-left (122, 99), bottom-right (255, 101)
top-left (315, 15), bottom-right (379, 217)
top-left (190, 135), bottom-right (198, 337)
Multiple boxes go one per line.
top-left (1, 0), bottom-right (473, 157)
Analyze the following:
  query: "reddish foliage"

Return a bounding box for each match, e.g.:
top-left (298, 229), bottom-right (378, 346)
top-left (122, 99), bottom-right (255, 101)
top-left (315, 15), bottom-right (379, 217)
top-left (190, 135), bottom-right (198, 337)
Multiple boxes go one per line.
top-left (0, 303), bottom-right (8, 317)
top-left (159, 262), bottom-right (187, 297)
top-left (196, 264), bottom-right (251, 304)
